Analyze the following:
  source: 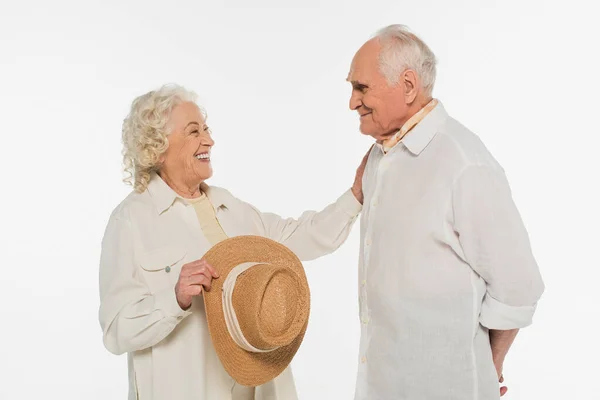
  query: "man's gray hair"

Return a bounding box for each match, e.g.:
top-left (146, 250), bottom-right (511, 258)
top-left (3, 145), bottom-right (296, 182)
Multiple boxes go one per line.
top-left (374, 24), bottom-right (437, 97)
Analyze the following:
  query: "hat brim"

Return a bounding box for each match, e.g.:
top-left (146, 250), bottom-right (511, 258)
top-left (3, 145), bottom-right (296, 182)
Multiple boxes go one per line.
top-left (202, 235), bottom-right (309, 387)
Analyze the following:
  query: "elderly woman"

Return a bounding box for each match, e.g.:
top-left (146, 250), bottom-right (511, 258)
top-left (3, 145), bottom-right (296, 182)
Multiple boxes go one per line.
top-left (99, 84), bottom-right (366, 400)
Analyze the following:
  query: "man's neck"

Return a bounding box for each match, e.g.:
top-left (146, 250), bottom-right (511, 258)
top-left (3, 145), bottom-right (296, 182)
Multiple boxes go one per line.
top-left (401, 96), bottom-right (433, 127)
top-left (378, 96), bottom-right (434, 141)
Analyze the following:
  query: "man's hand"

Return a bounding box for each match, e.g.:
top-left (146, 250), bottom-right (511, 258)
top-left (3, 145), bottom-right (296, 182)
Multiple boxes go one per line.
top-left (490, 329), bottom-right (519, 397)
top-left (175, 259), bottom-right (219, 310)
top-left (494, 359), bottom-right (508, 397)
top-left (351, 145), bottom-right (373, 204)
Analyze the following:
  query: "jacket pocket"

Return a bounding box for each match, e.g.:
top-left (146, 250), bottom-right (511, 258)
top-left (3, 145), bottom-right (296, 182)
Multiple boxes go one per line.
top-left (139, 244), bottom-right (187, 291)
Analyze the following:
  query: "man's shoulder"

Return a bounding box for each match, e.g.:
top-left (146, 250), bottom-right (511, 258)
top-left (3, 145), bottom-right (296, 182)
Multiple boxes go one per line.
top-left (436, 116), bottom-right (502, 170)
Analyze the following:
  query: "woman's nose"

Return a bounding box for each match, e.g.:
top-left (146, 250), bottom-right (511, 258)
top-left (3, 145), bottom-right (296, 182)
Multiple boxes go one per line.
top-left (201, 134), bottom-right (214, 146)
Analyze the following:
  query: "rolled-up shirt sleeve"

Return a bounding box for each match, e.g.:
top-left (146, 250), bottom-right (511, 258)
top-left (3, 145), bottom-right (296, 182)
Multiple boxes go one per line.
top-left (246, 189), bottom-right (362, 261)
top-left (452, 165), bottom-right (545, 330)
top-left (98, 209), bottom-right (191, 355)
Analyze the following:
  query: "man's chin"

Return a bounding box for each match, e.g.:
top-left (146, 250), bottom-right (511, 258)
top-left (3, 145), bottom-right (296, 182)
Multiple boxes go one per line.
top-left (359, 124), bottom-right (395, 142)
top-left (359, 126), bottom-right (379, 140)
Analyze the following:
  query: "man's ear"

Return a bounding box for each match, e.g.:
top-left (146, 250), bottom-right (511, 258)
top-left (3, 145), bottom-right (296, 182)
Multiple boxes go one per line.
top-left (402, 69), bottom-right (419, 104)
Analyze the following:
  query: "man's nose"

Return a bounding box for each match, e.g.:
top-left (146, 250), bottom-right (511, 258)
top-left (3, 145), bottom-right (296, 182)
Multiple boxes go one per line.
top-left (349, 91), bottom-right (362, 110)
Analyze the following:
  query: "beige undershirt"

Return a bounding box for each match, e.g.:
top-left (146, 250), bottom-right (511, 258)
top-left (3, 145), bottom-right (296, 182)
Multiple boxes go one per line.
top-left (185, 193), bottom-right (257, 400)
top-left (187, 192), bottom-right (228, 245)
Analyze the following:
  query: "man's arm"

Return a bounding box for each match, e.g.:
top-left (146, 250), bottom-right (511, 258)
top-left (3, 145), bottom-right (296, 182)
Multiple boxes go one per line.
top-left (490, 328), bottom-right (519, 371)
top-left (452, 164), bottom-right (545, 394)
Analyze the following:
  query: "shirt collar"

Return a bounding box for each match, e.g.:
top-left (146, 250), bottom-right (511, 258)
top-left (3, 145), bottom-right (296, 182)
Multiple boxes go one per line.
top-left (400, 100), bottom-right (448, 156)
top-left (146, 173), bottom-right (228, 214)
top-left (199, 182), bottom-right (228, 210)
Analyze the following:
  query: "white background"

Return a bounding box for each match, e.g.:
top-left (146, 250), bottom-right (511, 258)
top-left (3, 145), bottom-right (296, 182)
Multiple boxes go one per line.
top-left (1, 0), bottom-right (599, 399)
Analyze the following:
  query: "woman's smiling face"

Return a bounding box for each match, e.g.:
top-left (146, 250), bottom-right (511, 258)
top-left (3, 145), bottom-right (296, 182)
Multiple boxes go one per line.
top-left (160, 101), bottom-right (215, 186)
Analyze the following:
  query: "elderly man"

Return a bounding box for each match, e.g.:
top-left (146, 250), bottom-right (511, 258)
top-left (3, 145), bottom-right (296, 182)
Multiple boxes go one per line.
top-left (346, 25), bottom-right (544, 399)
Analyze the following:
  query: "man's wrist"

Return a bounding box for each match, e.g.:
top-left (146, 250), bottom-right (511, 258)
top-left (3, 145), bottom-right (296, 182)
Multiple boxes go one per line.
top-left (492, 351), bottom-right (505, 365)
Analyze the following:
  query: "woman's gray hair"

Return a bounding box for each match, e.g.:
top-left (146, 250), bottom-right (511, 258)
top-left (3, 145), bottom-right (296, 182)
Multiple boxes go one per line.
top-left (121, 84), bottom-right (200, 193)
top-left (374, 24), bottom-right (437, 97)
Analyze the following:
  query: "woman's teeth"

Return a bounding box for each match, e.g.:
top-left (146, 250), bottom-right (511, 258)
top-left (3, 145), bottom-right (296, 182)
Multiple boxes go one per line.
top-left (195, 154), bottom-right (209, 160)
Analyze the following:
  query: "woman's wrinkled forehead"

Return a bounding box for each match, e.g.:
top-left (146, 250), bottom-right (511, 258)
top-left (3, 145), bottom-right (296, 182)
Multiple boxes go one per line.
top-left (167, 101), bottom-right (206, 133)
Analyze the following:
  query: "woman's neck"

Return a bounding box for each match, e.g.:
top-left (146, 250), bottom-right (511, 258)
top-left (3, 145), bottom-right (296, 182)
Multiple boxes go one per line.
top-left (158, 171), bottom-right (203, 199)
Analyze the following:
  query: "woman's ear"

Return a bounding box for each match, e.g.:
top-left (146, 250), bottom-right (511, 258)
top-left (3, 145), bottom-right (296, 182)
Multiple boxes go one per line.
top-left (157, 152), bottom-right (167, 168)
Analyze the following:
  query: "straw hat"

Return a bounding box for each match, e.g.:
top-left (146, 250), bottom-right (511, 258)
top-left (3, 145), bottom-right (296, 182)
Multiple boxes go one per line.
top-left (202, 235), bottom-right (310, 387)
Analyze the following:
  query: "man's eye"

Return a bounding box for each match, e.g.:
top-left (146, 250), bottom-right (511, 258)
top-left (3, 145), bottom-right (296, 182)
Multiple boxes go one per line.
top-left (191, 130), bottom-right (200, 135)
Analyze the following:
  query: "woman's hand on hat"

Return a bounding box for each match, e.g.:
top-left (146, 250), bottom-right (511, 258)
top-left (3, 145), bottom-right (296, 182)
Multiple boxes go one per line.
top-left (175, 259), bottom-right (220, 310)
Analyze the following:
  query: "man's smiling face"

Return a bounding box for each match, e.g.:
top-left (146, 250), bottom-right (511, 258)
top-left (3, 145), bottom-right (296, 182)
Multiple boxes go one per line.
top-left (347, 39), bottom-right (411, 142)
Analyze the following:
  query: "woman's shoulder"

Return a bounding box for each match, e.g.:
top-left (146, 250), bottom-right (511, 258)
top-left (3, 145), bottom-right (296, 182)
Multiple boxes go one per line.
top-left (106, 189), bottom-right (153, 224)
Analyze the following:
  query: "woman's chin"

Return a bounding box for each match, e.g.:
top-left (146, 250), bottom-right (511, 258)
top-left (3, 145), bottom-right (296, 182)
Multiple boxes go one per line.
top-left (199, 168), bottom-right (213, 181)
